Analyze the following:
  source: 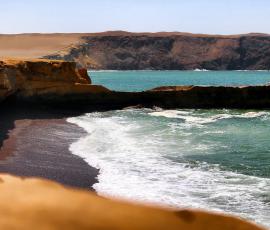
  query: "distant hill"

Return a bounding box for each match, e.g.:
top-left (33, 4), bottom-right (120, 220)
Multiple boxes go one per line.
top-left (1, 32), bottom-right (270, 70)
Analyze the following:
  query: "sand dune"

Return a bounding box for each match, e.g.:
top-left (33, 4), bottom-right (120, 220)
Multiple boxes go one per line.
top-left (0, 33), bottom-right (83, 58)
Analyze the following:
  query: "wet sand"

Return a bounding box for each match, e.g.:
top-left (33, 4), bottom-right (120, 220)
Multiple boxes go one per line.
top-left (0, 104), bottom-right (99, 190)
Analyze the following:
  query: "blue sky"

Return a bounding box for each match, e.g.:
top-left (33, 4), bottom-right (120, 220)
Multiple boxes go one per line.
top-left (1, 0), bottom-right (270, 34)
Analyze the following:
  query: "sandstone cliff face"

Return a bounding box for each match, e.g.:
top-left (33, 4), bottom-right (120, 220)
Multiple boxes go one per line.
top-left (0, 89), bottom-right (10, 102)
top-left (0, 78), bottom-right (12, 102)
top-left (0, 174), bottom-right (264, 230)
top-left (0, 59), bottom-right (108, 100)
top-left (44, 32), bottom-right (270, 70)
top-left (0, 59), bottom-right (90, 86)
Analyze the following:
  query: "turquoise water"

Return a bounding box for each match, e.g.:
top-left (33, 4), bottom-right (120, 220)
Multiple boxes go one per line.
top-left (69, 71), bottom-right (270, 227)
top-left (89, 70), bottom-right (270, 91)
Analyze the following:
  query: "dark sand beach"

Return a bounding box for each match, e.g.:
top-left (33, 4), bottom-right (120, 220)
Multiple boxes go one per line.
top-left (0, 102), bottom-right (99, 190)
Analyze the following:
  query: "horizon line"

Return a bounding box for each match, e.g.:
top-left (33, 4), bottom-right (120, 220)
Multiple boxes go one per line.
top-left (0, 30), bottom-right (269, 37)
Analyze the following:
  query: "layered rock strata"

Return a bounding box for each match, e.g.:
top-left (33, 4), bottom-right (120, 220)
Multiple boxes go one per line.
top-left (44, 32), bottom-right (270, 70)
top-left (0, 59), bottom-right (107, 102)
top-left (1, 32), bottom-right (270, 70)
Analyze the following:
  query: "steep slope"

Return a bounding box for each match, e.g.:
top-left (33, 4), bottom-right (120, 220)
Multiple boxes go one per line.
top-left (0, 32), bottom-right (270, 70)
top-left (44, 32), bottom-right (270, 70)
top-left (0, 59), bottom-right (108, 102)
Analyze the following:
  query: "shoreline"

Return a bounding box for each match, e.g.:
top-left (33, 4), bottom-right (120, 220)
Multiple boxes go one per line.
top-left (0, 104), bottom-right (99, 190)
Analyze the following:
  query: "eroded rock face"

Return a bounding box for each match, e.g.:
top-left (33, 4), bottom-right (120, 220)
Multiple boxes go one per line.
top-left (78, 68), bottom-right (92, 84)
top-left (1, 32), bottom-right (270, 70)
top-left (0, 65), bottom-right (16, 101)
top-left (0, 59), bottom-right (108, 99)
top-left (0, 89), bottom-right (10, 102)
top-left (0, 174), bottom-right (264, 230)
top-left (45, 32), bottom-right (270, 70)
top-left (0, 59), bottom-right (90, 86)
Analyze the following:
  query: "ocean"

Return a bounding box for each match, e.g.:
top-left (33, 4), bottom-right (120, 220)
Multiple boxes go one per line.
top-left (88, 70), bottom-right (270, 92)
top-left (68, 71), bottom-right (270, 227)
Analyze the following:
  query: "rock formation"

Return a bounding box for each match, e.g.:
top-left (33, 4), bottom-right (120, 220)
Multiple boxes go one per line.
top-left (1, 59), bottom-right (270, 109)
top-left (0, 174), bottom-right (264, 230)
top-left (0, 59), bottom-right (108, 101)
top-left (44, 32), bottom-right (270, 70)
top-left (0, 32), bottom-right (270, 70)
top-left (0, 79), bottom-right (12, 102)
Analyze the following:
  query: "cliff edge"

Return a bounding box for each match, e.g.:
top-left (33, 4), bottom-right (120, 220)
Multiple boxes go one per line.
top-left (1, 32), bottom-right (270, 70)
top-left (11, 84), bottom-right (270, 110)
top-left (44, 32), bottom-right (270, 70)
top-left (0, 59), bottom-right (108, 102)
top-left (2, 59), bottom-right (270, 110)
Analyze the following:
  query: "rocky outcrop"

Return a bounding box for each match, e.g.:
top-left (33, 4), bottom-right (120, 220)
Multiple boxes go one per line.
top-left (43, 32), bottom-right (270, 70)
top-left (16, 84), bottom-right (270, 110)
top-left (0, 61), bottom-right (17, 101)
top-left (2, 59), bottom-right (270, 109)
top-left (0, 174), bottom-right (264, 230)
top-left (78, 68), bottom-right (92, 84)
top-left (0, 82), bottom-right (12, 102)
top-left (0, 90), bottom-right (10, 102)
top-left (0, 59), bottom-right (108, 100)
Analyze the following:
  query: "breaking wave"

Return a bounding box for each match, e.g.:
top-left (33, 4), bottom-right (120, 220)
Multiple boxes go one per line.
top-left (68, 109), bottom-right (270, 227)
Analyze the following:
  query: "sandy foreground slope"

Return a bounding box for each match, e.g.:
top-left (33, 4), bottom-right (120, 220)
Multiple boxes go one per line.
top-left (0, 174), bottom-right (265, 230)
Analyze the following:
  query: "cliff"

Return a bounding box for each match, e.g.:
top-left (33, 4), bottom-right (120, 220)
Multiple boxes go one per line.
top-left (0, 32), bottom-right (270, 70)
top-left (0, 59), bottom-right (108, 102)
top-left (0, 174), bottom-right (264, 230)
top-left (44, 32), bottom-right (270, 70)
top-left (2, 59), bottom-right (270, 109)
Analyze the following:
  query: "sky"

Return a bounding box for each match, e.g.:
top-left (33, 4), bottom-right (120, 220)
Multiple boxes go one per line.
top-left (1, 0), bottom-right (270, 35)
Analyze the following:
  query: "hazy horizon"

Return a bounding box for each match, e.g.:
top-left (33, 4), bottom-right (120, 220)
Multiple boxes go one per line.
top-left (1, 31), bottom-right (270, 36)
top-left (1, 0), bottom-right (270, 35)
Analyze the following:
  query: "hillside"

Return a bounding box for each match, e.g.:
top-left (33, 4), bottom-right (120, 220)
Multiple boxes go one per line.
top-left (1, 32), bottom-right (270, 70)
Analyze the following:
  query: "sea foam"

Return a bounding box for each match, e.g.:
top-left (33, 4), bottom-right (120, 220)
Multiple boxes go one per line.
top-left (67, 109), bottom-right (270, 227)
top-left (149, 110), bottom-right (268, 125)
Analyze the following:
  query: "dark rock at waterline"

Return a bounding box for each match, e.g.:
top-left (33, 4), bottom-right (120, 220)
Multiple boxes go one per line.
top-left (1, 59), bottom-right (270, 110)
